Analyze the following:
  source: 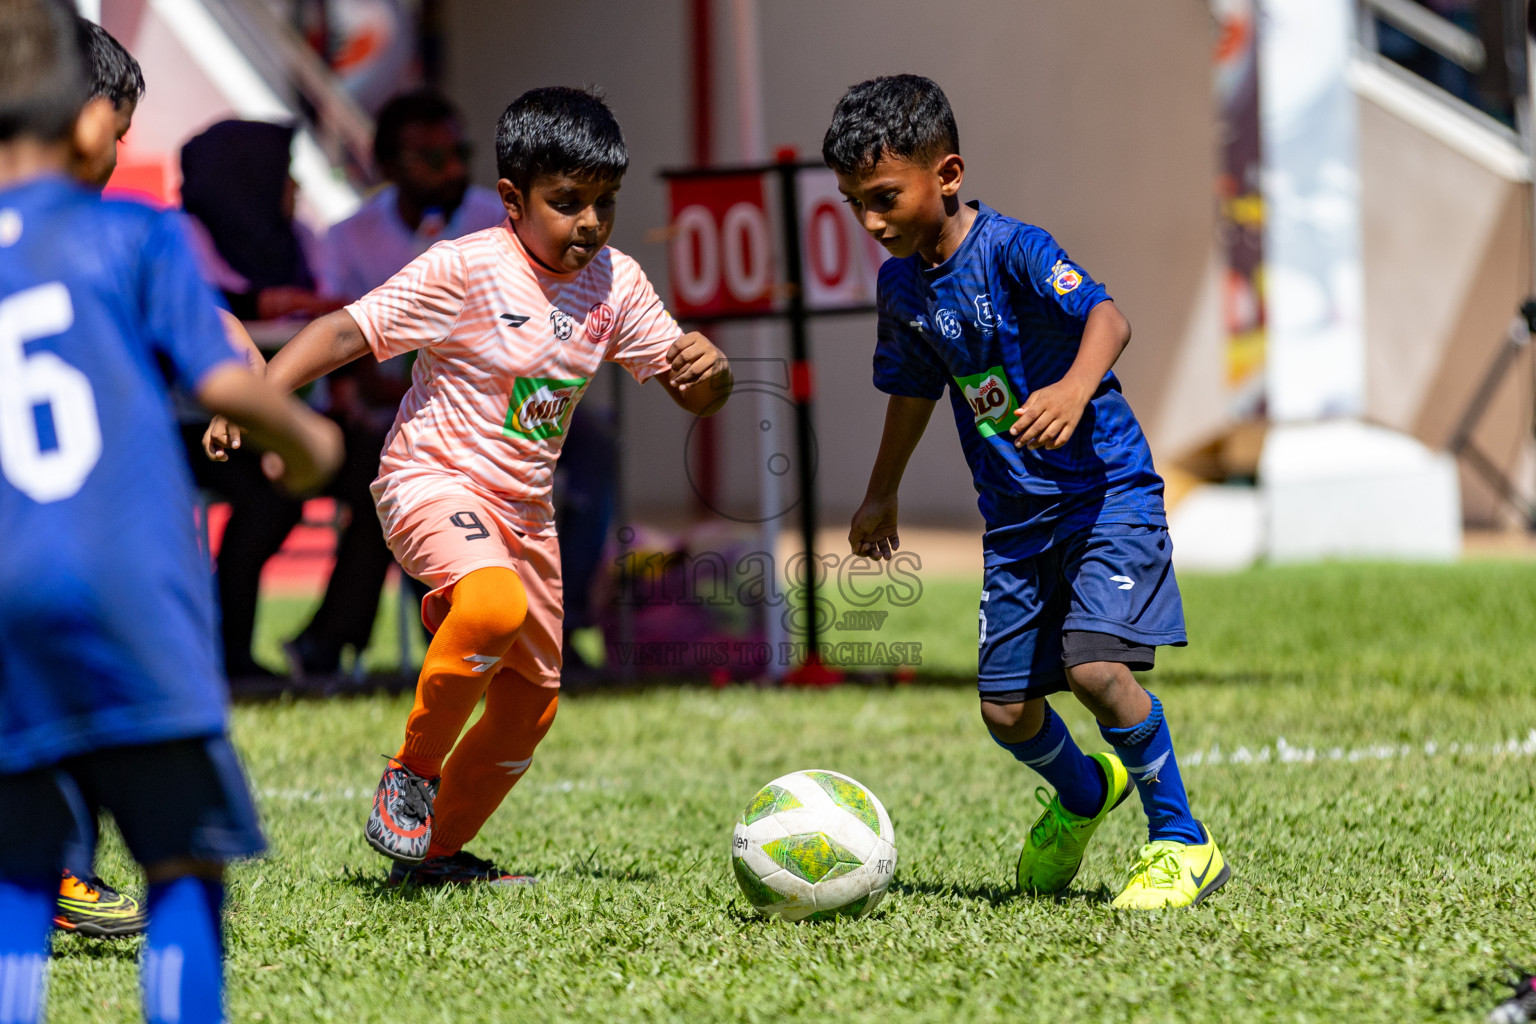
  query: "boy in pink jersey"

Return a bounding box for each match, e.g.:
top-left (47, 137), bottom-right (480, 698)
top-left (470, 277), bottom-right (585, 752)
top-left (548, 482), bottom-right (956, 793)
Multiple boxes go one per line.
top-left (254, 87), bottom-right (732, 884)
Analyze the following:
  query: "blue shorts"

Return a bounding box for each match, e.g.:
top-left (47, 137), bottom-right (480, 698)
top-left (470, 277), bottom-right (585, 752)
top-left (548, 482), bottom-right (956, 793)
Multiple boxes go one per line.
top-left (977, 523), bottom-right (1186, 703)
top-left (0, 735), bottom-right (265, 883)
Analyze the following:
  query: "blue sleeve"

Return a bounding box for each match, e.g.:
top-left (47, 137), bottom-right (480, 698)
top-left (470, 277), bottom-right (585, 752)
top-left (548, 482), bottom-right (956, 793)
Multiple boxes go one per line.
top-left (137, 211), bottom-right (241, 390)
top-left (1005, 225), bottom-right (1110, 321)
top-left (873, 281), bottom-right (948, 401)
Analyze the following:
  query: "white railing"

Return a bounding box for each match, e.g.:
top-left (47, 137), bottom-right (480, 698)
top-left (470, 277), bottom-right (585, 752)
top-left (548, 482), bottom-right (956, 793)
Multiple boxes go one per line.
top-left (198, 0), bottom-right (377, 190)
top-left (1359, 0), bottom-right (1487, 70)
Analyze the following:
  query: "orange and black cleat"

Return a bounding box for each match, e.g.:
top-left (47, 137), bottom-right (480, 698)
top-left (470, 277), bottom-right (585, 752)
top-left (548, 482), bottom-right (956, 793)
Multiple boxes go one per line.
top-left (55, 870), bottom-right (146, 938)
top-left (364, 756), bottom-right (439, 863)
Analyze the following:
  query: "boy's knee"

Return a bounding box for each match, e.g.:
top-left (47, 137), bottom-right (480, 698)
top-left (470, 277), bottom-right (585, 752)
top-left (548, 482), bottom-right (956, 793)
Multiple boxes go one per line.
top-left (1065, 660), bottom-right (1129, 700)
top-left (979, 698), bottom-right (1045, 744)
top-left (1066, 661), bottom-right (1152, 728)
top-left (448, 567), bottom-right (528, 639)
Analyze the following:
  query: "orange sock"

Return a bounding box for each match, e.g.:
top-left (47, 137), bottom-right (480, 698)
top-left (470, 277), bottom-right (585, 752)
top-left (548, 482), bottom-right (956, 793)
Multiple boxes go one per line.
top-left (427, 670), bottom-right (559, 857)
top-left (395, 566), bottom-right (528, 778)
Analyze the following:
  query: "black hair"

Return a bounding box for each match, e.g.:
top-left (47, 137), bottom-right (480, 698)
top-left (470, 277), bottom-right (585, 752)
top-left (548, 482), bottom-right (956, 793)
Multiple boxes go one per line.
top-left (0, 0), bottom-right (88, 143)
top-left (373, 88), bottom-right (458, 167)
top-left (821, 74), bottom-right (960, 175)
top-left (494, 86), bottom-right (627, 192)
top-left (77, 17), bottom-right (143, 110)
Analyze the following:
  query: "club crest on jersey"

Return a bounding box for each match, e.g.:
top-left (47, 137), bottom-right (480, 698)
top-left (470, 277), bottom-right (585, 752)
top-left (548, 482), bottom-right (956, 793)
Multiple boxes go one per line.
top-left (972, 293), bottom-right (997, 335)
top-left (503, 375), bottom-right (588, 440)
top-left (935, 308), bottom-right (964, 340)
top-left (549, 308), bottom-right (575, 341)
top-left (1049, 260), bottom-right (1083, 296)
top-left (954, 366), bottom-right (1018, 438)
top-left (586, 302), bottom-right (615, 345)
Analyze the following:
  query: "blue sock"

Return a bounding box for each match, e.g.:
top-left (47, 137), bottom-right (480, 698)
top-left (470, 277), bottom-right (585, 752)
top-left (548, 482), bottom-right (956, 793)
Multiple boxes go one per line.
top-left (990, 702), bottom-right (1107, 817)
top-left (1099, 692), bottom-right (1203, 844)
top-left (62, 813), bottom-right (98, 880)
top-left (0, 878), bottom-right (53, 1024)
top-left (142, 877), bottom-right (224, 1024)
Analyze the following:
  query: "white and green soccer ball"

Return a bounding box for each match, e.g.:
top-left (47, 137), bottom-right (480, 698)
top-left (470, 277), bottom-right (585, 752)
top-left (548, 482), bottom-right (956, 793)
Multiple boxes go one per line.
top-left (731, 769), bottom-right (896, 921)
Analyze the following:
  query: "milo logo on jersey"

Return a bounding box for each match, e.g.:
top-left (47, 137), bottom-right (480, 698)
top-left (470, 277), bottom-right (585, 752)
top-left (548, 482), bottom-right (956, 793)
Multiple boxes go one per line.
top-left (503, 375), bottom-right (588, 440)
top-left (954, 366), bottom-right (1018, 438)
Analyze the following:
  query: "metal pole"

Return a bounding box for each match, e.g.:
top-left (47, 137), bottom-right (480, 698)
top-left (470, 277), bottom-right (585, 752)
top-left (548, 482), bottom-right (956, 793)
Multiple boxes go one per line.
top-left (1525, 8), bottom-right (1536, 297)
top-left (689, 0), bottom-right (720, 517)
top-left (730, 0), bottom-right (788, 678)
top-left (776, 159), bottom-right (822, 670)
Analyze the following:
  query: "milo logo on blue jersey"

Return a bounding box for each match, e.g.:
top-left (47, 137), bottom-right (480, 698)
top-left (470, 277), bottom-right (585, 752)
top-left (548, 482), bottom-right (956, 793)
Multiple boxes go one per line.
top-left (503, 375), bottom-right (588, 440)
top-left (955, 366), bottom-right (1018, 438)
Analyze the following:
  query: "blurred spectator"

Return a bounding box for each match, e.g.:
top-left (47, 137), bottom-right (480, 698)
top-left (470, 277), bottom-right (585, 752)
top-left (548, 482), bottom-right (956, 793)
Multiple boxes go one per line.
top-left (319, 89), bottom-right (504, 297)
top-left (555, 405), bottom-right (618, 672)
top-left (286, 90), bottom-right (506, 676)
top-left (181, 120), bottom-right (341, 321)
top-left (178, 120), bottom-right (342, 679)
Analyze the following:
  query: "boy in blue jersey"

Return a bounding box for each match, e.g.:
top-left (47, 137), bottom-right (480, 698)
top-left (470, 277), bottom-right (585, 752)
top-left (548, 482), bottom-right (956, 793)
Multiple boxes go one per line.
top-left (0, 1), bottom-right (343, 1021)
top-left (825, 75), bottom-right (1228, 909)
top-left (44, 13), bottom-right (154, 942)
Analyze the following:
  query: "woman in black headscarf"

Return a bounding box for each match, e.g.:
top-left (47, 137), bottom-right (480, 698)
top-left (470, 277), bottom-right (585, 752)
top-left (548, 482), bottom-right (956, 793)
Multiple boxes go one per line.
top-left (177, 120), bottom-right (341, 681)
top-left (180, 120), bottom-right (340, 321)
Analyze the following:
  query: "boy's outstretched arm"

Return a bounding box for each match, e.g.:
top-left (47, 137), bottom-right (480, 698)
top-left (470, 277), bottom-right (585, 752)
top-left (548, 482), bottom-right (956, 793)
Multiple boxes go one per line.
top-left (850, 395), bottom-right (937, 561)
top-left (202, 311), bottom-right (269, 458)
top-left (196, 363), bottom-right (343, 495)
top-left (659, 331), bottom-right (733, 416)
top-left (220, 310), bottom-right (268, 372)
top-left (1009, 299), bottom-right (1131, 451)
top-left (261, 309), bottom-right (371, 394)
top-left (206, 310), bottom-right (370, 459)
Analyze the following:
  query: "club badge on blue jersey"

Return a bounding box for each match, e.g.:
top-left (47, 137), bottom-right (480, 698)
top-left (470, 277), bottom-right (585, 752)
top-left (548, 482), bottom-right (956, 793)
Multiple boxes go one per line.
top-left (972, 293), bottom-right (997, 336)
top-left (1049, 260), bottom-right (1084, 296)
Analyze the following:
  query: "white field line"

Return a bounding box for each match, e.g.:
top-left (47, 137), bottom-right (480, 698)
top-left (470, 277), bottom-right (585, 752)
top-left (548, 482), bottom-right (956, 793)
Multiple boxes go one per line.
top-left (255, 731), bottom-right (1536, 804)
top-left (257, 777), bottom-right (623, 804)
top-left (1181, 730), bottom-right (1536, 768)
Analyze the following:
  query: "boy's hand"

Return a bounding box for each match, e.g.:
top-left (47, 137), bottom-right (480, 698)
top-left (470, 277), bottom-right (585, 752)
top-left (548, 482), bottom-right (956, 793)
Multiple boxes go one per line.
top-left (1009, 379), bottom-right (1091, 451)
top-left (849, 495), bottom-right (901, 561)
top-left (261, 415), bottom-right (344, 497)
top-left (667, 331), bottom-right (728, 393)
top-left (203, 416), bottom-right (243, 461)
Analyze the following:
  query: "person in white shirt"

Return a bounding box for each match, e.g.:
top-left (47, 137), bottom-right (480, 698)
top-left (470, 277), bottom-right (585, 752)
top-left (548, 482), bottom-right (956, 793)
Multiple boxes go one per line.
top-left (320, 89), bottom-right (508, 300)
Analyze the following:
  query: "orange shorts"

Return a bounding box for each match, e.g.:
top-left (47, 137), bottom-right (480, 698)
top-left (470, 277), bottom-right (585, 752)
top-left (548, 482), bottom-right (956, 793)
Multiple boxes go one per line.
top-left (386, 493), bottom-right (564, 687)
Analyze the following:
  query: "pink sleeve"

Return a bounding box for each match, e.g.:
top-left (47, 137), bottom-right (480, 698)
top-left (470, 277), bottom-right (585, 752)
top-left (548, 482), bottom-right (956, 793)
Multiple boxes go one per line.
top-left (605, 260), bottom-right (683, 383)
top-left (345, 241), bottom-right (468, 360)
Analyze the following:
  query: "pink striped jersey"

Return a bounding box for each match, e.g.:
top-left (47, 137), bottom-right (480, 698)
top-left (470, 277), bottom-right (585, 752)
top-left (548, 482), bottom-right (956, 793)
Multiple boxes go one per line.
top-left (346, 222), bottom-right (680, 538)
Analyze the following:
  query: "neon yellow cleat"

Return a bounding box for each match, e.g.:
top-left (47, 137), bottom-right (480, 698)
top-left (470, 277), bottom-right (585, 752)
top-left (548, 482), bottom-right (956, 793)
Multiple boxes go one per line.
top-left (1016, 752), bottom-right (1132, 895)
top-left (1111, 822), bottom-right (1230, 909)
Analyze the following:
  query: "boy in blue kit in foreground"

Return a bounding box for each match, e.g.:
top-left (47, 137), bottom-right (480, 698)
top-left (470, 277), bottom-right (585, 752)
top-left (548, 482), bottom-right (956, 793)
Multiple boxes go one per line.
top-left (826, 75), bottom-right (1228, 909)
top-left (0, 1), bottom-right (342, 1019)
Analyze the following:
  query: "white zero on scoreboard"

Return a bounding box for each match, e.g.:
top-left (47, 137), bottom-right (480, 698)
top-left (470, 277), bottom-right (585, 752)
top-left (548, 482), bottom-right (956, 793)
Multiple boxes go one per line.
top-left (796, 168), bottom-right (887, 311)
top-left (665, 168), bottom-right (887, 318)
top-left (666, 175), bottom-right (775, 318)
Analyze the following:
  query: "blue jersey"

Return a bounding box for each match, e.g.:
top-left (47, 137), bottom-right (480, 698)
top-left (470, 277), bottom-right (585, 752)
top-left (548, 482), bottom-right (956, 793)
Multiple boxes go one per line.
top-left (0, 176), bottom-right (241, 774)
top-left (874, 201), bottom-right (1166, 565)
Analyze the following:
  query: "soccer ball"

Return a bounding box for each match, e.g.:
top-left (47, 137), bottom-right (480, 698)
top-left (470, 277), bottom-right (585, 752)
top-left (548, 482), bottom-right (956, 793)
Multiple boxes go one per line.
top-left (730, 769), bottom-right (896, 921)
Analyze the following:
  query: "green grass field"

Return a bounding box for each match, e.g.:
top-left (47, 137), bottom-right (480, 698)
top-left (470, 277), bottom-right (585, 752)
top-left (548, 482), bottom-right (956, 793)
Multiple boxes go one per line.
top-left (48, 562), bottom-right (1536, 1022)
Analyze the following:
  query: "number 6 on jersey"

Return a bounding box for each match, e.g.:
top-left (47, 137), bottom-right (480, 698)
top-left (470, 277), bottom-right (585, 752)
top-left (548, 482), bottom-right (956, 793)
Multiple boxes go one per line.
top-left (0, 282), bottom-right (101, 503)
